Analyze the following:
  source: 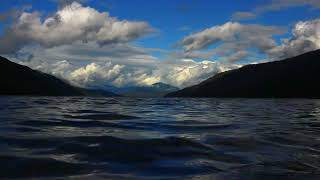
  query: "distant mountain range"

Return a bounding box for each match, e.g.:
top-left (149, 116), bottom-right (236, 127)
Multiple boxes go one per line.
top-left (3, 49), bottom-right (320, 98)
top-left (0, 56), bottom-right (117, 97)
top-left (105, 82), bottom-right (179, 97)
top-left (167, 49), bottom-right (320, 98)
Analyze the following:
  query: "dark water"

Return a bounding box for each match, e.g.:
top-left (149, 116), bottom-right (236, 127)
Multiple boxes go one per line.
top-left (1, 97), bottom-right (320, 179)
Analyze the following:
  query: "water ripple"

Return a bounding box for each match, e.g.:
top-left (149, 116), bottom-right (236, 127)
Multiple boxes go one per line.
top-left (1, 97), bottom-right (320, 179)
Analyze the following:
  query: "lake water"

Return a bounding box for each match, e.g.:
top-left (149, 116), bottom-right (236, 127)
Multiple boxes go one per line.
top-left (1, 97), bottom-right (320, 179)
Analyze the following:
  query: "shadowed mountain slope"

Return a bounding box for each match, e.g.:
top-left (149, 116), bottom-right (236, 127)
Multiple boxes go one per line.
top-left (101, 82), bottom-right (179, 97)
top-left (167, 49), bottom-right (320, 98)
top-left (0, 56), bottom-right (117, 96)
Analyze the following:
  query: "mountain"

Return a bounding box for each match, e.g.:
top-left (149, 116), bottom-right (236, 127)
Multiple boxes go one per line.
top-left (77, 88), bottom-right (119, 97)
top-left (109, 82), bottom-right (179, 97)
top-left (0, 56), bottom-right (116, 97)
top-left (167, 49), bottom-right (320, 98)
top-left (152, 82), bottom-right (180, 91)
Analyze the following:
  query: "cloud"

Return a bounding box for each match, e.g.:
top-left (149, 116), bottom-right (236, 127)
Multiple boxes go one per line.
top-left (171, 50), bottom-right (215, 59)
top-left (11, 41), bottom-right (162, 70)
top-left (232, 0), bottom-right (320, 21)
top-left (177, 22), bottom-right (285, 62)
top-left (3, 1), bottom-right (318, 89)
top-left (268, 18), bottom-right (320, 59)
top-left (231, 12), bottom-right (256, 21)
top-left (157, 60), bottom-right (240, 87)
top-left (15, 54), bottom-right (240, 88)
top-left (53, 0), bottom-right (92, 8)
top-left (179, 22), bottom-right (285, 52)
top-left (224, 51), bottom-right (251, 63)
top-left (0, 2), bottom-right (154, 54)
top-left (178, 19), bottom-right (320, 62)
top-left (255, 0), bottom-right (320, 13)
top-left (1, 35), bottom-right (237, 89)
top-left (0, 5), bottom-right (32, 22)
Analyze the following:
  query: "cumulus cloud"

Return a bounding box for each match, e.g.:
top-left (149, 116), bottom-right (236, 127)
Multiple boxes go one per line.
top-left (3, 1), bottom-right (318, 89)
top-left (180, 22), bottom-right (285, 52)
top-left (13, 51), bottom-right (238, 88)
top-left (1, 34), bottom-right (236, 89)
top-left (0, 5), bottom-right (32, 23)
top-left (6, 13), bottom-right (318, 89)
top-left (177, 22), bottom-right (285, 62)
top-left (53, 0), bottom-right (92, 8)
top-left (11, 41), bottom-right (162, 71)
top-left (224, 51), bottom-right (251, 63)
top-left (268, 19), bottom-right (320, 59)
top-left (178, 19), bottom-right (320, 62)
top-left (0, 2), bottom-right (154, 54)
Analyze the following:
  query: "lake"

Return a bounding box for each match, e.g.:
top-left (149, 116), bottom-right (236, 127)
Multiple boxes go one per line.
top-left (0, 97), bottom-right (320, 179)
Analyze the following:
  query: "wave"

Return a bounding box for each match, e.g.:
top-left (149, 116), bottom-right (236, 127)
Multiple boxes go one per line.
top-left (1, 97), bottom-right (320, 179)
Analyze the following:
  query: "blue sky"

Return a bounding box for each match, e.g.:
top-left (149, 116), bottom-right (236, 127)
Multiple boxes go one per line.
top-left (0, 0), bottom-right (320, 87)
top-left (2, 0), bottom-right (319, 53)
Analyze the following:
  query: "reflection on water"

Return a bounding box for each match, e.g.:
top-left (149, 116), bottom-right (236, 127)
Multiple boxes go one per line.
top-left (1, 97), bottom-right (320, 179)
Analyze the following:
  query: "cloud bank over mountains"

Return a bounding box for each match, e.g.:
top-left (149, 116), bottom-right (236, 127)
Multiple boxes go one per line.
top-left (0, 1), bottom-right (319, 88)
top-left (18, 55), bottom-right (237, 88)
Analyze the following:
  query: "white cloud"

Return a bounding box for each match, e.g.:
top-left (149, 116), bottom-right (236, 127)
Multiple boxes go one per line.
top-left (268, 18), bottom-right (320, 59)
top-left (0, 2), bottom-right (154, 54)
top-left (255, 0), bottom-right (320, 13)
top-left (171, 50), bottom-right (215, 59)
top-left (69, 62), bottom-right (124, 86)
top-left (232, 0), bottom-right (320, 21)
top-left (53, 0), bottom-right (92, 8)
top-left (178, 18), bottom-right (320, 62)
top-left (178, 19), bottom-right (320, 62)
top-left (157, 60), bottom-right (240, 87)
top-left (3, 2), bottom-right (319, 89)
top-left (14, 52), bottom-right (238, 88)
top-left (224, 51), bottom-right (251, 63)
top-left (180, 22), bottom-right (285, 52)
top-left (177, 22), bottom-right (285, 62)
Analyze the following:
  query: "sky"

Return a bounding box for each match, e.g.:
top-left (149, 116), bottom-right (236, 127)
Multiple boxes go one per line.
top-left (0, 0), bottom-right (319, 88)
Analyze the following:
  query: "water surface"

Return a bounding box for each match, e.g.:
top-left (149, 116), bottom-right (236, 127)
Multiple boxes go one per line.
top-left (1, 97), bottom-right (320, 179)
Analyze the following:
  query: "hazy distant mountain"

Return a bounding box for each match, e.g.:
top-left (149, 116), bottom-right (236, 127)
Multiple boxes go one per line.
top-left (151, 82), bottom-right (180, 91)
top-left (167, 49), bottom-right (320, 98)
top-left (108, 82), bottom-right (179, 97)
top-left (0, 56), bottom-right (117, 97)
top-left (77, 88), bottom-right (119, 97)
